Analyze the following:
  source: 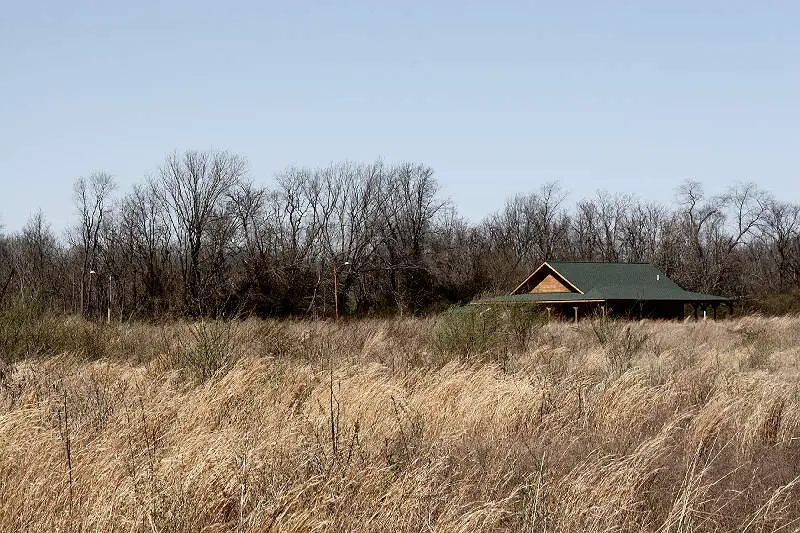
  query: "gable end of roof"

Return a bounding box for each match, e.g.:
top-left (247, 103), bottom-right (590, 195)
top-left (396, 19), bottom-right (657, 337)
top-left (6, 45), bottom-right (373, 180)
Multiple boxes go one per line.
top-left (511, 261), bottom-right (584, 295)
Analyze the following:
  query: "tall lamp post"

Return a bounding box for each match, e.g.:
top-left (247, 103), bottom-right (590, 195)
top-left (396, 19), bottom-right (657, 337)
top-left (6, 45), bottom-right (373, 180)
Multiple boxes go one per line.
top-left (89, 270), bottom-right (96, 317)
top-left (333, 261), bottom-right (351, 321)
top-left (107, 273), bottom-right (112, 324)
top-left (88, 270), bottom-right (112, 323)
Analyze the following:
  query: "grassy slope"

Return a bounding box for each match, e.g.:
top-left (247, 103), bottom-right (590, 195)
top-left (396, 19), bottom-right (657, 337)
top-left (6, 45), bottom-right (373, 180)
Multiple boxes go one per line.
top-left (1, 315), bottom-right (800, 531)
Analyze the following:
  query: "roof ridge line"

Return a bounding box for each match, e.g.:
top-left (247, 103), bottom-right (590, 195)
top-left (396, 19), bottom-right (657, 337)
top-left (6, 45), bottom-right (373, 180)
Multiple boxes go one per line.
top-left (549, 260), bottom-right (653, 264)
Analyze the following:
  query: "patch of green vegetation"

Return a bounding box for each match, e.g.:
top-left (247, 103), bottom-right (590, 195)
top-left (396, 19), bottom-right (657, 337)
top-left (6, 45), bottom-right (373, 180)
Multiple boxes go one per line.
top-left (429, 303), bottom-right (546, 365)
top-left (0, 300), bottom-right (109, 363)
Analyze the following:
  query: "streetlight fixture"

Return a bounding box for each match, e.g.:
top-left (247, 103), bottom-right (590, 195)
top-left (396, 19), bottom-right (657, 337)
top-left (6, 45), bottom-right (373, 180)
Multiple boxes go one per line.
top-left (87, 270), bottom-right (111, 323)
top-left (333, 261), bottom-right (351, 321)
top-left (106, 273), bottom-right (111, 324)
top-left (88, 270), bottom-right (96, 317)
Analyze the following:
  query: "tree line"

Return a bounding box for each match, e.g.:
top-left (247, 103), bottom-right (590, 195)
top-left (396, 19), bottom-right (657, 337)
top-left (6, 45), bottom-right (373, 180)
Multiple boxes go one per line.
top-left (1, 149), bottom-right (799, 319)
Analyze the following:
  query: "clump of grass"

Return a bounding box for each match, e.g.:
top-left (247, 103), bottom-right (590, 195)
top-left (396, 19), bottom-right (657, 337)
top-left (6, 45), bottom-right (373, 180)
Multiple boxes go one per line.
top-left (737, 325), bottom-right (777, 370)
top-left (590, 317), bottom-right (649, 377)
top-left (148, 319), bottom-right (239, 381)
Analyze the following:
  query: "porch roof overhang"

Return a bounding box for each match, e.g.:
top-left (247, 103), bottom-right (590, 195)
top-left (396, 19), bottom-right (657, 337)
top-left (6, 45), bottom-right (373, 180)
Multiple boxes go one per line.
top-left (472, 290), bottom-right (731, 306)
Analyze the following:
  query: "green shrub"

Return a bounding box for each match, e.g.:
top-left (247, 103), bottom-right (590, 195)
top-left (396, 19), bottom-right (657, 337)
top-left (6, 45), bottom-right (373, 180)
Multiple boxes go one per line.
top-left (0, 302), bottom-right (53, 361)
top-left (429, 304), bottom-right (546, 364)
top-left (0, 302), bottom-right (110, 363)
top-left (174, 320), bottom-right (236, 381)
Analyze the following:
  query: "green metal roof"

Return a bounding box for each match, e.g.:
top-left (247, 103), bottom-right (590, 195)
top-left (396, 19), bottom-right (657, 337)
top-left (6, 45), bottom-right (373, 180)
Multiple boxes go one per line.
top-left (548, 262), bottom-right (676, 292)
top-left (474, 293), bottom-right (605, 304)
top-left (500, 261), bottom-right (730, 303)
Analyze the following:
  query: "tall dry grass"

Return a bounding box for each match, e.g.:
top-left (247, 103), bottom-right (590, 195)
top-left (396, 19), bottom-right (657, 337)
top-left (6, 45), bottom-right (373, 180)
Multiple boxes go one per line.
top-left (2, 313), bottom-right (800, 531)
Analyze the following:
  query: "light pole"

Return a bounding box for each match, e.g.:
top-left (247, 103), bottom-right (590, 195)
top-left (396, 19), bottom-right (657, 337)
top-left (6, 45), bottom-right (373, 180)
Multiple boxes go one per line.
top-left (107, 273), bottom-right (112, 324)
top-left (333, 261), bottom-right (351, 321)
top-left (89, 270), bottom-right (96, 317)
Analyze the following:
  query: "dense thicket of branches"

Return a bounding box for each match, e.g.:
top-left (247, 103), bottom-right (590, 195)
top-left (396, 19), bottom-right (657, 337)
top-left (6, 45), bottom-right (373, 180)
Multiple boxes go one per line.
top-left (2, 150), bottom-right (799, 318)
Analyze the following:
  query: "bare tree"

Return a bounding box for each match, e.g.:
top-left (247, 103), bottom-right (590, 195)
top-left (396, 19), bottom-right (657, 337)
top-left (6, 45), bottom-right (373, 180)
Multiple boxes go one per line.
top-left (117, 183), bottom-right (174, 316)
top-left (672, 180), bottom-right (726, 292)
top-left (0, 228), bottom-right (14, 308)
top-left (71, 172), bottom-right (116, 316)
top-left (484, 182), bottom-right (570, 275)
top-left (672, 181), bottom-right (769, 293)
top-left (677, 180), bottom-right (720, 260)
top-left (3, 152), bottom-right (800, 318)
top-left (571, 199), bottom-right (601, 261)
top-left (758, 198), bottom-right (800, 291)
top-left (720, 182), bottom-right (769, 253)
top-left (229, 183), bottom-right (274, 313)
top-left (377, 162), bottom-right (445, 312)
top-left (594, 191), bottom-right (632, 262)
top-left (428, 208), bottom-right (495, 301)
top-left (318, 161), bottom-right (387, 314)
top-left (155, 150), bottom-right (247, 315)
top-left (620, 201), bottom-right (665, 263)
top-left (16, 212), bottom-right (60, 304)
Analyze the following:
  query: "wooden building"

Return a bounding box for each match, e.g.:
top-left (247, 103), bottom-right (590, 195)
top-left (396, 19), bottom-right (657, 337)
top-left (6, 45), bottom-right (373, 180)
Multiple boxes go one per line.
top-left (475, 261), bottom-right (731, 320)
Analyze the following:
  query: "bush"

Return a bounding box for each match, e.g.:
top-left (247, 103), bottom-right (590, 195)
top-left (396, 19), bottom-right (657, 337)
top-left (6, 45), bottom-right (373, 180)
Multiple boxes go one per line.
top-left (170, 320), bottom-right (236, 381)
top-left (429, 304), bottom-right (546, 364)
top-left (745, 290), bottom-right (800, 315)
top-left (0, 302), bottom-right (109, 363)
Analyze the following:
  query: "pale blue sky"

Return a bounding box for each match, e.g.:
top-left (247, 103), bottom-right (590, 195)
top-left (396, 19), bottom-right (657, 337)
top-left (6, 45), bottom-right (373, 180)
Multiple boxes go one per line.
top-left (1, 1), bottom-right (798, 233)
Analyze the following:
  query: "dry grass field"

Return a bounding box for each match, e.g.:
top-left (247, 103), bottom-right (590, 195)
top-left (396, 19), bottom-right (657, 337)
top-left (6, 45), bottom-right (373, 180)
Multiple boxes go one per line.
top-left (2, 311), bottom-right (800, 531)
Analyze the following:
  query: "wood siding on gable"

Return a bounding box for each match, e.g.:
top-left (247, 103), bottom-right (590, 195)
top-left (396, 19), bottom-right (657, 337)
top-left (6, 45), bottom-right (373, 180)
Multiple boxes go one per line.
top-left (531, 273), bottom-right (571, 293)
